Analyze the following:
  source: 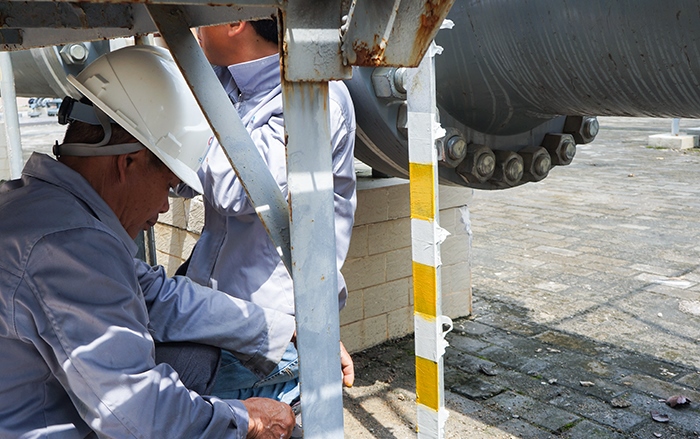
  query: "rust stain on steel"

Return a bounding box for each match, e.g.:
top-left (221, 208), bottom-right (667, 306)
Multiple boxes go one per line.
top-left (409, 0), bottom-right (454, 66)
top-left (351, 35), bottom-right (388, 67)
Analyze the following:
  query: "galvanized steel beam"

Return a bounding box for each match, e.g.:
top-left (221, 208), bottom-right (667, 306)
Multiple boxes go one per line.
top-left (282, 1), bottom-right (345, 437)
top-left (147, 4), bottom-right (292, 274)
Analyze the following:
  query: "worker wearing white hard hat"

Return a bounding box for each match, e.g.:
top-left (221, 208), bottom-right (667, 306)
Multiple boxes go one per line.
top-left (0, 45), bottom-right (296, 439)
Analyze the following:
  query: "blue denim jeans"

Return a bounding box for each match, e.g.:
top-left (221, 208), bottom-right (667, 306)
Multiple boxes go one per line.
top-left (211, 342), bottom-right (300, 404)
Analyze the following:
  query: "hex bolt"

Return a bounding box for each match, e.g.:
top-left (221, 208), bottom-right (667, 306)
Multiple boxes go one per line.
top-left (491, 150), bottom-right (524, 187)
top-left (446, 135), bottom-right (467, 161)
top-left (60, 43), bottom-right (89, 65)
top-left (456, 144), bottom-right (496, 183)
top-left (393, 67), bottom-right (408, 94)
top-left (542, 133), bottom-right (577, 166)
top-left (583, 117), bottom-right (600, 139)
top-left (436, 128), bottom-right (466, 168)
top-left (519, 146), bottom-right (551, 181)
top-left (371, 67), bottom-right (407, 99)
top-left (563, 115), bottom-right (599, 144)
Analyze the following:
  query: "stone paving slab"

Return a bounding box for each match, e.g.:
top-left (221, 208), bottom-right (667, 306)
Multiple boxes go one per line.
top-left (345, 118), bottom-right (700, 438)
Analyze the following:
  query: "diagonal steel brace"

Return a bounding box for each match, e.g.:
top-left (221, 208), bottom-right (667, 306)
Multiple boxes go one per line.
top-left (147, 4), bottom-right (292, 274)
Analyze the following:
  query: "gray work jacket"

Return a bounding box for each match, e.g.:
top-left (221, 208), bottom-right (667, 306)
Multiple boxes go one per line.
top-left (0, 153), bottom-right (294, 438)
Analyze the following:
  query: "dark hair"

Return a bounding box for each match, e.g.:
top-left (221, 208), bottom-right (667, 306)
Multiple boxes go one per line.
top-left (61, 120), bottom-right (138, 145)
top-left (249, 19), bottom-right (278, 45)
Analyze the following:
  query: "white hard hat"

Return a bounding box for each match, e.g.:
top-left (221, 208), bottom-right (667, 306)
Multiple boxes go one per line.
top-left (66, 45), bottom-right (212, 194)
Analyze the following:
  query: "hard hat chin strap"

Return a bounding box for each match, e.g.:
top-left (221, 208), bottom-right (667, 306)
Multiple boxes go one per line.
top-left (53, 96), bottom-right (144, 158)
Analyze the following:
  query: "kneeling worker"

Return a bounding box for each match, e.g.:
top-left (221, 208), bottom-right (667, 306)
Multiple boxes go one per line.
top-left (0, 45), bottom-right (298, 438)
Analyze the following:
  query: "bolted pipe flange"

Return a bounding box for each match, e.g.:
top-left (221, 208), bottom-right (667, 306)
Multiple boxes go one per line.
top-left (490, 150), bottom-right (524, 187)
top-left (59, 43), bottom-right (89, 65)
top-left (520, 146), bottom-right (551, 182)
top-left (436, 127), bottom-right (467, 168)
top-left (542, 133), bottom-right (577, 166)
top-left (371, 67), bottom-right (407, 100)
top-left (563, 115), bottom-right (599, 144)
top-left (456, 143), bottom-right (496, 183)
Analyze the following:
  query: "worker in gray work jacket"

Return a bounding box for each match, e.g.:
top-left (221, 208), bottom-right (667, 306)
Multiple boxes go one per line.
top-left (178, 18), bottom-right (357, 405)
top-left (0, 45), bottom-right (298, 439)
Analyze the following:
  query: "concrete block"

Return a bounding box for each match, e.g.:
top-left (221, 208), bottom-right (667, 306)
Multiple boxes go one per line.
top-left (439, 186), bottom-right (472, 210)
top-left (341, 314), bottom-right (388, 354)
top-left (363, 278), bottom-right (411, 318)
top-left (367, 217), bottom-right (411, 255)
top-left (346, 224), bottom-right (368, 259)
top-left (354, 185), bottom-right (388, 226)
top-left (385, 247), bottom-right (412, 282)
top-left (187, 196), bottom-right (205, 233)
top-left (161, 197), bottom-right (188, 229)
top-left (647, 133), bottom-right (698, 149)
top-left (340, 289), bottom-right (364, 326)
top-left (387, 306), bottom-right (414, 340)
top-left (386, 182), bottom-right (410, 220)
top-left (342, 253), bottom-right (386, 291)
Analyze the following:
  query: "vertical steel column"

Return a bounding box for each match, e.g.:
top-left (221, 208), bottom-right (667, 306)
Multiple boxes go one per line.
top-left (283, 80), bottom-right (343, 439)
top-left (281, 1), bottom-right (350, 436)
top-left (672, 118), bottom-right (680, 136)
top-left (0, 51), bottom-right (23, 178)
top-left (407, 42), bottom-right (452, 439)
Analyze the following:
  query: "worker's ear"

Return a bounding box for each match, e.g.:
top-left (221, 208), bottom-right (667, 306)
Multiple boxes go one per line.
top-left (116, 150), bottom-right (145, 183)
top-left (228, 21), bottom-right (246, 37)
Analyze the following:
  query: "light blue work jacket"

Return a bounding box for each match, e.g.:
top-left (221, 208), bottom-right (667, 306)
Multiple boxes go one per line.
top-left (0, 153), bottom-right (295, 438)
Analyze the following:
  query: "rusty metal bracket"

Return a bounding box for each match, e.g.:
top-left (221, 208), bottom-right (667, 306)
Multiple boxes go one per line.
top-left (341, 0), bottom-right (455, 67)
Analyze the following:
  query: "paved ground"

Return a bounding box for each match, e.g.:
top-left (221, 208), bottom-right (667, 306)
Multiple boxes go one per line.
top-left (14, 116), bottom-right (700, 438)
top-left (343, 117), bottom-right (700, 438)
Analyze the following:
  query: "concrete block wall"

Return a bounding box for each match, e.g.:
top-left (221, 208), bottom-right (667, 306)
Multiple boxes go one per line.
top-left (155, 177), bottom-right (473, 354)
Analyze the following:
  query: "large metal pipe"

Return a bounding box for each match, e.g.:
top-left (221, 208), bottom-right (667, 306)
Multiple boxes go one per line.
top-left (436, 0), bottom-right (700, 136)
top-left (349, 0), bottom-right (700, 189)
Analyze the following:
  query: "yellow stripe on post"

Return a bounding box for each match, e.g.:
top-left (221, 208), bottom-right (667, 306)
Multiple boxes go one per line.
top-left (415, 356), bottom-right (440, 411)
top-left (413, 261), bottom-right (437, 317)
top-left (409, 162), bottom-right (436, 221)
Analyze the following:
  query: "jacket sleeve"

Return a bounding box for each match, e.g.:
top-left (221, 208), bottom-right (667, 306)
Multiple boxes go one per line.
top-left (19, 228), bottom-right (250, 438)
top-left (135, 259), bottom-right (295, 377)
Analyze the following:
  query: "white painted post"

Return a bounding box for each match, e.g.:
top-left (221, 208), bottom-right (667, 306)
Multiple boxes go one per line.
top-left (0, 51), bottom-right (23, 179)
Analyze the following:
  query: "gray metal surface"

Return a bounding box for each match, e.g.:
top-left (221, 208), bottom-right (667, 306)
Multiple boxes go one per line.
top-left (437, 0), bottom-right (700, 136)
top-left (148, 4), bottom-right (292, 273)
top-left (284, 79), bottom-right (344, 439)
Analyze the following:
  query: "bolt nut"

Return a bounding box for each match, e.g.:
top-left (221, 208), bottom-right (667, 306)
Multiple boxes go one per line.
top-left (60, 43), bottom-right (89, 65)
top-left (371, 67), bottom-right (407, 99)
top-left (456, 144), bottom-right (496, 183)
top-left (436, 128), bottom-right (467, 168)
top-left (542, 133), bottom-right (577, 166)
top-left (519, 146), bottom-right (551, 182)
top-left (563, 115), bottom-right (599, 144)
top-left (491, 150), bottom-right (524, 187)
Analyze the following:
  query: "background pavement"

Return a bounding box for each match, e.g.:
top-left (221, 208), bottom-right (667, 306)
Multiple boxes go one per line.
top-left (344, 117), bottom-right (700, 439)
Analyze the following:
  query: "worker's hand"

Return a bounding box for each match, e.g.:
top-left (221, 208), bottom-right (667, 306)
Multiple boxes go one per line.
top-left (243, 397), bottom-right (295, 439)
top-left (340, 341), bottom-right (354, 387)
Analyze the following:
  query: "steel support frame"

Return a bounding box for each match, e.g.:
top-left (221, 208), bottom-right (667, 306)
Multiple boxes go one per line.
top-left (407, 41), bottom-right (452, 439)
